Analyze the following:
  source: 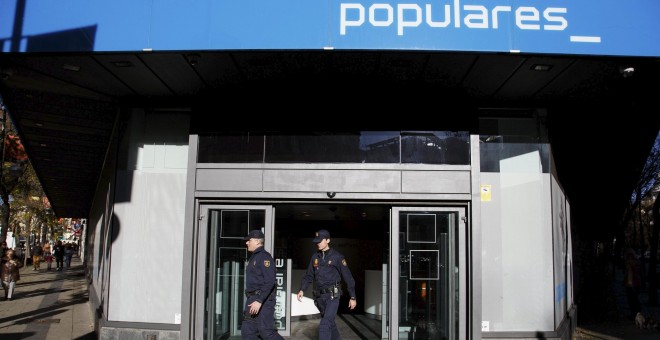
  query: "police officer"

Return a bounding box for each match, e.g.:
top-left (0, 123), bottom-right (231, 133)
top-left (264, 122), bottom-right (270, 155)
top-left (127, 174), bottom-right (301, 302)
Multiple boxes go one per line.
top-left (241, 230), bottom-right (283, 340)
top-left (297, 229), bottom-right (356, 340)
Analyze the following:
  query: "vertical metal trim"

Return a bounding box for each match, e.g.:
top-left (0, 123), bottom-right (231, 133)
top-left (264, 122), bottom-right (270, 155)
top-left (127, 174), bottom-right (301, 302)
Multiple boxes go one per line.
top-left (194, 210), bottom-right (210, 339)
top-left (469, 134), bottom-right (483, 340)
top-left (390, 209), bottom-right (399, 340)
top-left (181, 134), bottom-right (198, 339)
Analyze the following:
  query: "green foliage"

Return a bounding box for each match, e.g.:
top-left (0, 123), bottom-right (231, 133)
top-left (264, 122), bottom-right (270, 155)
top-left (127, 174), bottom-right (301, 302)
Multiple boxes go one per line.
top-left (0, 116), bottom-right (55, 244)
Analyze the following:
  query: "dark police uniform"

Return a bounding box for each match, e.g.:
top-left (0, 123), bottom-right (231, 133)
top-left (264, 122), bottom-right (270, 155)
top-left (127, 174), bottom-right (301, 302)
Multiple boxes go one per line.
top-left (241, 243), bottom-right (283, 340)
top-left (299, 247), bottom-right (356, 340)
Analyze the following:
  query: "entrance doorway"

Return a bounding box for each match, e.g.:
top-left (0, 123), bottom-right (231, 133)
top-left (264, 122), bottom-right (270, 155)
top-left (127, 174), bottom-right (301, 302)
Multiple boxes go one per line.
top-left (274, 204), bottom-right (390, 339)
top-left (195, 203), bottom-right (466, 339)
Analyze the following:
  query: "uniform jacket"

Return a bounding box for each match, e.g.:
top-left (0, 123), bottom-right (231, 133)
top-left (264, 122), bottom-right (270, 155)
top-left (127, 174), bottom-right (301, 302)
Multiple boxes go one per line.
top-left (299, 248), bottom-right (356, 298)
top-left (1, 257), bottom-right (23, 282)
top-left (245, 246), bottom-right (277, 304)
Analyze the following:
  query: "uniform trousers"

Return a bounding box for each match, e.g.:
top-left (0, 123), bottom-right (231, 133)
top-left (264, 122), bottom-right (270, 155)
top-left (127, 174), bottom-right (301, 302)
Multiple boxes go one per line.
top-left (241, 294), bottom-right (283, 340)
top-left (314, 292), bottom-right (341, 340)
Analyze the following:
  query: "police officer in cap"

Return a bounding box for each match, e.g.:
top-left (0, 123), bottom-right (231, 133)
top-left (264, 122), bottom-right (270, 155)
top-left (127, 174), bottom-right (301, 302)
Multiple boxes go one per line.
top-left (297, 229), bottom-right (356, 340)
top-left (241, 230), bottom-right (283, 340)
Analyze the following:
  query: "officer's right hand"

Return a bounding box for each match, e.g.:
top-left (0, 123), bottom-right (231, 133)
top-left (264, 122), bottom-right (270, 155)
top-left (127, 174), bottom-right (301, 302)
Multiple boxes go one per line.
top-left (297, 290), bottom-right (304, 302)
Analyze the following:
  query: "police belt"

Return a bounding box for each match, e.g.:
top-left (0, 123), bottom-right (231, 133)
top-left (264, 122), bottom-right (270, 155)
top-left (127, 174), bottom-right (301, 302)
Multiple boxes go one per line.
top-left (245, 290), bottom-right (261, 298)
top-left (317, 283), bottom-right (340, 295)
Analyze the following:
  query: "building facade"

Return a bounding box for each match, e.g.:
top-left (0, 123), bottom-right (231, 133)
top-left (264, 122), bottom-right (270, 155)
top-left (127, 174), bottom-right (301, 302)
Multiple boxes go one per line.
top-left (3, 1), bottom-right (660, 340)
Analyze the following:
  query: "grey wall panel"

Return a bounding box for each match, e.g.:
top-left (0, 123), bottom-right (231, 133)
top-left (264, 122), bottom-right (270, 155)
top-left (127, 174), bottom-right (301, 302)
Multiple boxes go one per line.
top-left (263, 169), bottom-right (401, 192)
top-left (402, 170), bottom-right (471, 194)
top-left (196, 169), bottom-right (264, 191)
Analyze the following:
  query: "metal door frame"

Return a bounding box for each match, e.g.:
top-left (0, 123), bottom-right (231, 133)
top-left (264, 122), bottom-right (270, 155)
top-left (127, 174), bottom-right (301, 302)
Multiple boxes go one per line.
top-left (194, 204), bottom-right (275, 339)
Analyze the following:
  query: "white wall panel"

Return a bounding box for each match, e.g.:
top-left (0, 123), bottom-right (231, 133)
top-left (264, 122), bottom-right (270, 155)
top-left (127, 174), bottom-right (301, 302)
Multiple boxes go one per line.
top-left (110, 172), bottom-right (186, 323)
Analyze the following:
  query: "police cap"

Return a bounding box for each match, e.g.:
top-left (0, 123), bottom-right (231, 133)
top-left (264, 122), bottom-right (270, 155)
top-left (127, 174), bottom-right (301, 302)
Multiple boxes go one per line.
top-left (312, 229), bottom-right (331, 243)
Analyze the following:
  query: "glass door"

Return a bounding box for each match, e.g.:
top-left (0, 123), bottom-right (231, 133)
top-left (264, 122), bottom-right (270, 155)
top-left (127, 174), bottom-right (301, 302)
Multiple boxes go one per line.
top-left (390, 207), bottom-right (466, 340)
top-left (198, 205), bottom-right (274, 340)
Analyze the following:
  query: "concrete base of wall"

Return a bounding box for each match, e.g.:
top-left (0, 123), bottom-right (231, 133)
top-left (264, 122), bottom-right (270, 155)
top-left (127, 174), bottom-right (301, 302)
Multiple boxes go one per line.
top-left (482, 304), bottom-right (577, 340)
top-left (100, 327), bottom-right (180, 340)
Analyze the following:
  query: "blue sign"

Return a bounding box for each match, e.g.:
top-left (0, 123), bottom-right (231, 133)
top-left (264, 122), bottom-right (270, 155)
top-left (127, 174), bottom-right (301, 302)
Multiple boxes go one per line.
top-left (1, 0), bottom-right (659, 57)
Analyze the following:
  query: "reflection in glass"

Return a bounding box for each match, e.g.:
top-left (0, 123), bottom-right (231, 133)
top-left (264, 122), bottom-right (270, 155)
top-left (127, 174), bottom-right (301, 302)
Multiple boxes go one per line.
top-left (197, 131), bottom-right (469, 165)
top-left (407, 214), bottom-right (437, 243)
top-left (401, 131), bottom-right (470, 165)
top-left (198, 133), bottom-right (264, 163)
top-left (205, 209), bottom-right (266, 339)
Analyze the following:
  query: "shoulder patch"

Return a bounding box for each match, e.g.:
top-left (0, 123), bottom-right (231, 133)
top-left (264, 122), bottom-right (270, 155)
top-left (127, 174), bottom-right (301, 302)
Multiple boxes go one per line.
top-left (342, 259), bottom-right (347, 266)
top-left (264, 260), bottom-right (270, 267)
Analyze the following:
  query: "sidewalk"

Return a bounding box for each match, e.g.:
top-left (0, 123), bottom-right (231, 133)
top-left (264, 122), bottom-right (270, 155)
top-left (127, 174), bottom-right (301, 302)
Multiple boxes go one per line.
top-left (576, 264), bottom-right (660, 340)
top-left (0, 255), bottom-right (96, 340)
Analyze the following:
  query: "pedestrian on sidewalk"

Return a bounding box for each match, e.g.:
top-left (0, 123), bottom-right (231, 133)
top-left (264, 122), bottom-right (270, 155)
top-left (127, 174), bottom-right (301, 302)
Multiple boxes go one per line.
top-left (64, 243), bottom-right (74, 269)
top-left (1, 249), bottom-right (23, 300)
top-left (0, 241), bottom-right (7, 264)
top-left (32, 242), bottom-right (43, 270)
top-left (43, 241), bottom-right (53, 270)
top-left (53, 240), bottom-right (65, 271)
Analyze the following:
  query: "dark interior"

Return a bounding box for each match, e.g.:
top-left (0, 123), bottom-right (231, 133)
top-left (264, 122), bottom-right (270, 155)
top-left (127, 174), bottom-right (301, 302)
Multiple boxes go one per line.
top-left (274, 203), bottom-right (389, 315)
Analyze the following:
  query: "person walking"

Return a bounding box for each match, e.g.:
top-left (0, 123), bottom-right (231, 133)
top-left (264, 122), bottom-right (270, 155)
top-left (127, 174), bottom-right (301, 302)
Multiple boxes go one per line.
top-left (241, 229), bottom-right (283, 340)
top-left (1, 249), bottom-right (23, 300)
top-left (64, 243), bottom-right (74, 269)
top-left (0, 241), bottom-right (8, 264)
top-left (43, 241), bottom-right (53, 270)
top-left (53, 240), bottom-right (65, 271)
top-left (297, 229), bottom-right (356, 340)
top-left (31, 242), bottom-right (43, 270)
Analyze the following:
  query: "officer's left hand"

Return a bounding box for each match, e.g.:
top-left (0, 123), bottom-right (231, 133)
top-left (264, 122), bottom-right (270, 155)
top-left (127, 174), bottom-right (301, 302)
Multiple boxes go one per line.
top-left (348, 299), bottom-right (356, 310)
top-left (248, 301), bottom-right (262, 315)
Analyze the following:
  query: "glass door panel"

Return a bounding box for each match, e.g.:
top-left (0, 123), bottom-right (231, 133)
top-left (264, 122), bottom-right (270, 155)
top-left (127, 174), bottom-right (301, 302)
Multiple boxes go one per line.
top-left (390, 207), bottom-right (465, 340)
top-left (202, 206), bottom-right (272, 340)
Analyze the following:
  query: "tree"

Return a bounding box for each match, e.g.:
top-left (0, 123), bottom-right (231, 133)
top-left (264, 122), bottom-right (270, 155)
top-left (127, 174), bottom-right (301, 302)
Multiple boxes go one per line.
top-left (0, 109), bottom-right (29, 245)
top-left (10, 163), bottom-right (55, 242)
top-left (620, 132), bottom-right (660, 304)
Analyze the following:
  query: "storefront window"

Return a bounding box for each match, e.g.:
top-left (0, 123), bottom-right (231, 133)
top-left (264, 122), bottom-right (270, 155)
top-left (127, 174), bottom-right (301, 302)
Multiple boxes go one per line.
top-left (198, 131), bottom-right (470, 165)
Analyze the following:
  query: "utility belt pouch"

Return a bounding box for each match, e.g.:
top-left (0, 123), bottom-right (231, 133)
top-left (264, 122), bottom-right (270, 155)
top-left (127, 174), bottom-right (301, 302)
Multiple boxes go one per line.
top-left (332, 285), bottom-right (340, 299)
top-left (245, 290), bottom-right (261, 298)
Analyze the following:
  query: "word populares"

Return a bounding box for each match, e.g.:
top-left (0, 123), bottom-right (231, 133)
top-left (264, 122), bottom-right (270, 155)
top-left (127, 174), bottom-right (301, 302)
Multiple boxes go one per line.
top-left (340, 1), bottom-right (568, 35)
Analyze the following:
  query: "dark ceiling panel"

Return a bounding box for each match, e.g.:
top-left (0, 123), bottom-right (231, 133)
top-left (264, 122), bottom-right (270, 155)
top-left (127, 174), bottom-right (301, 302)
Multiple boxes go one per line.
top-left (423, 53), bottom-right (477, 87)
top-left (540, 59), bottom-right (619, 101)
top-left (327, 52), bottom-right (381, 77)
top-left (94, 54), bottom-right (172, 97)
top-left (378, 52), bottom-right (429, 82)
top-left (141, 53), bottom-right (206, 96)
top-left (192, 52), bottom-right (242, 88)
top-left (11, 55), bottom-right (132, 97)
top-left (494, 57), bottom-right (574, 101)
top-left (1, 50), bottom-right (659, 228)
top-left (462, 54), bottom-right (525, 98)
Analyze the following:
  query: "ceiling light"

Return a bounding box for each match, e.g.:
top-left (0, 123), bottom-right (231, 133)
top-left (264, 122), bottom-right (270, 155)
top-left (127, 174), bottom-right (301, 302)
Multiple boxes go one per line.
top-left (35, 122), bottom-right (44, 127)
top-left (531, 64), bottom-right (552, 71)
top-left (620, 66), bottom-right (635, 78)
top-left (186, 53), bottom-right (201, 66)
top-left (62, 64), bottom-right (80, 72)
